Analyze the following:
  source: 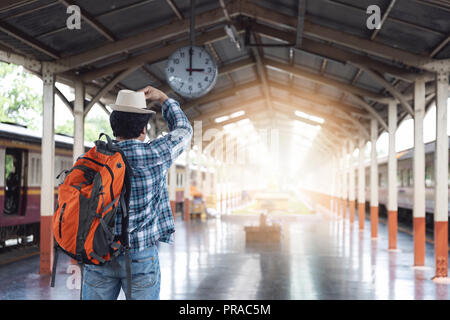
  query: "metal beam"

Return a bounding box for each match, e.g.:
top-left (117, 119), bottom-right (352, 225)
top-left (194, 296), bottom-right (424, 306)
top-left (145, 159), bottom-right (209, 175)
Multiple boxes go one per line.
top-left (55, 86), bottom-right (73, 115)
top-left (264, 57), bottom-right (386, 102)
top-left (252, 22), bottom-right (429, 82)
top-left (240, 1), bottom-right (435, 69)
top-left (84, 67), bottom-right (139, 115)
top-left (370, 0), bottom-right (396, 40)
top-left (348, 93), bottom-right (388, 131)
top-left (81, 28), bottom-right (237, 81)
top-left (251, 33), bottom-right (273, 112)
top-left (269, 80), bottom-right (367, 118)
top-left (0, 20), bottom-right (59, 59)
top-left (357, 66), bottom-right (414, 116)
top-left (430, 34), bottom-right (450, 58)
top-left (0, 49), bottom-right (42, 72)
top-left (184, 79), bottom-right (260, 115)
top-left (295, 0), bottom-right (306, 48)
top-left (166, 0), bottom-right (183, 20)
top-left (56, 2), bottom-right (239, 71)
top-left (58, 0), bottom-right (116, 41)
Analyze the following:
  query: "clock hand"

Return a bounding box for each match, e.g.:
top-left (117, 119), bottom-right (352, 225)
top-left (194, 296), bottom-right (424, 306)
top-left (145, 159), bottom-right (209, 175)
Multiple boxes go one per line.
top-left (185, 68), bottom-right (205, 72)
top-left (188, 47), bottom-right (193, 76)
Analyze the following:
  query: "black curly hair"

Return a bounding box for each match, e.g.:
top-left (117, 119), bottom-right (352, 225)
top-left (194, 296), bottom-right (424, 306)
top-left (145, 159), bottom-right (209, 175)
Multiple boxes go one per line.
top-left (109, 111), bottom-right (152, 139)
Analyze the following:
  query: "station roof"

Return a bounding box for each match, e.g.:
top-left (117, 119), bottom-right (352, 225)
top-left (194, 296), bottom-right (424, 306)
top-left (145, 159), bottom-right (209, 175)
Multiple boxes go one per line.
top-left (0, 0), bottom-right (449, 160)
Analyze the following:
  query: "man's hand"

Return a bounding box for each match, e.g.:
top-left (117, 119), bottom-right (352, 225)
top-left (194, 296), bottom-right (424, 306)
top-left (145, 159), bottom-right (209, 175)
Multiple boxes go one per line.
top-left (138, 86), bottom-right (169, 104)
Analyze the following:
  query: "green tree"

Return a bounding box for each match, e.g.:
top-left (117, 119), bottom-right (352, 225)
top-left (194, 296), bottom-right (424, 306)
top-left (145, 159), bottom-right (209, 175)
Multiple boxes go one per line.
top-left (55, 115), bottom-right (113, 143)
top-left (0, 62), bottom-right (42, 129)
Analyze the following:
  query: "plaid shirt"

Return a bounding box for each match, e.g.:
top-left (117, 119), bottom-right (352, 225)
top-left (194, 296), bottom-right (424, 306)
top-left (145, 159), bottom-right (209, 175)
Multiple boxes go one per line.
top-left (114, 98), bottom-right (192, 252)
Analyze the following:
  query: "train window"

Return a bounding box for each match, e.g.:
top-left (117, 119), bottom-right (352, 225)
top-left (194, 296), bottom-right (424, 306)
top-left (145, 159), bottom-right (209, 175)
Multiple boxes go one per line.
top-left (397, 171), bottom-right (402, 187)
top-left (3, 148), bottom-right (23, 215)
top-left (425, 165), bottom-right (434, 188)
top-left (402, 169), bottom-right (408, 187)
top-left (379, 173), bottom-right (385, 188)
top-left (408, 169), bottom-right (413, 187)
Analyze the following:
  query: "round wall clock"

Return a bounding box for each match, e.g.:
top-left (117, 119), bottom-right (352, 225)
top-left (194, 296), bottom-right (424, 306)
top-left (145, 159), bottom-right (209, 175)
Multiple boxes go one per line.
top-left (165, 45), bottom-right (218, 99)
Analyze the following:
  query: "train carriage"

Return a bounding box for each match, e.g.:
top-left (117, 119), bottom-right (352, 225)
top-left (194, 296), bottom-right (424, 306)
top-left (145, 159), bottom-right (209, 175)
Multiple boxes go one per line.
top-left (0, 122), bottom-right (211, 246)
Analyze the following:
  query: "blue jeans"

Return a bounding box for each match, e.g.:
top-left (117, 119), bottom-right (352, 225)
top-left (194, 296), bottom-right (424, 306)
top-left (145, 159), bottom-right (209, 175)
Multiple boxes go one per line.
top-left (81, 246), bottom-right (160, 300)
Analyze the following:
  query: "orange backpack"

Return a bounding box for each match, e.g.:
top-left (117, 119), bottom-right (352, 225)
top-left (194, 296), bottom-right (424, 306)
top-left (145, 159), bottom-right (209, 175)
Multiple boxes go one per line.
top-left (50, 134), bottom-right (133, 298)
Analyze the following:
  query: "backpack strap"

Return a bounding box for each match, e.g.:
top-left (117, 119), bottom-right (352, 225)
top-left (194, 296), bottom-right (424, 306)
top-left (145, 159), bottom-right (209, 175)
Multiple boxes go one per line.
top-left (119, 191), bottom-right (132, 300)
top-left (50, 242), bottom-right (59, 287)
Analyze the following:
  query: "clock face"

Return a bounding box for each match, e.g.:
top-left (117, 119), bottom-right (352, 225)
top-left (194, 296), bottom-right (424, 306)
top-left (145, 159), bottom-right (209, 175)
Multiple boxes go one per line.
top-left (165, 46), bottom-right (218, 99)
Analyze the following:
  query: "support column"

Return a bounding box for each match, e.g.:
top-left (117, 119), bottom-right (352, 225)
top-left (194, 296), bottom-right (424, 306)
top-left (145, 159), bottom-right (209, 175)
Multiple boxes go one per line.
top-left (338, 151), bottom-right (343, 217)
top-left (169, 163), bottom-right (177, 220)
top-left (433, 71), bottom-right (448, 278)
top-left (184, 148), bottom-right (191, 221)
top-left (413, 78), bottom-right (426, 267)
top-left (40, 66), bottom-right (55, 275)
top-left (197, 162), bottom-right (203, 196)
top-left (331, 156), bottom-right (337, 215)
top-left (388, 101), bottom-right (398, 250)
top-left (358, 136), bottom-right (366, 230)
top-left (370, 118), bottom-right (379, 239)
top-left (342, 145), bottom-right (348, 219)
top-left (73, 80), bottom-right (85, 163)
top-left (349, 140), bottom-right (356, 224)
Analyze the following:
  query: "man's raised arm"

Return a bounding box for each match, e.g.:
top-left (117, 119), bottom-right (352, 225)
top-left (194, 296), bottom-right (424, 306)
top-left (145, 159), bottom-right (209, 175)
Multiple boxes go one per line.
top-left (139, 86), bottom-right (193, 167)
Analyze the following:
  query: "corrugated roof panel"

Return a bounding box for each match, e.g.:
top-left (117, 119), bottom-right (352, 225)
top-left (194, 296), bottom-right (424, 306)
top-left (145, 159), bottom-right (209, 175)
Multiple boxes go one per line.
top-left (392, 0), bottom-right (450, 36)
top-left (39, 26), bottom-right (107, 56)
top-left (376, 20), bottom-right (442, 55)
top-left (261, 37), bottom-right (290, 62)
top-left (267, 67), bottom-right (290, 83)
top-left (294, 50), bottom-right (322, 71)
top-left (76, 0), bottom-right (140, 16)
top-left (0, 0), bottom-right (56, 20)
top-left (323, 59), bottom-right (357, 82)
top-left (269, 86), bottom-right (290, 99)
top-left (353, 71), bottom-right (385, 92)
top-left (147, 60), bottom-right (169, 82)
top-left (0, 30), bottom-right (51, 60)
top-left (306, 0), bottom-right (379, 39)
top-left (291, 75), bottom-right (317, 91)
top-left (212, 37), bottom-right (247, 63)
top-left (96, 1), bottom-right (175, 39)
top-left (228, 66), bottom-right (257, 84)
top-left (120, 69), bottom-right (158, 90)
top-left (6, 2), bottom-right (67, 38)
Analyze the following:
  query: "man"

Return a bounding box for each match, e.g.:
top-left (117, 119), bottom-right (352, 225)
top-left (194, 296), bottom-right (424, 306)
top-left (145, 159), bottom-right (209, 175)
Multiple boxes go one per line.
top-left (82, 86), bottom-right (192, 300)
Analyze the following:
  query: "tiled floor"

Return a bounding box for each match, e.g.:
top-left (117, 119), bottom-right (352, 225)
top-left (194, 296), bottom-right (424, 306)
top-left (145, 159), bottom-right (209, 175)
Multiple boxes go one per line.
top-left (0, 205), bottom-right (449, 300)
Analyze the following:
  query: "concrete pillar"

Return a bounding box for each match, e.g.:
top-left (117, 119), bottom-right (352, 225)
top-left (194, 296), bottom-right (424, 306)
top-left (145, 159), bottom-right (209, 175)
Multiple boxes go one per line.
top-left (184, 148), bottom-right (191, 221)
top-left (39, 66), bottom-right (55, 275)
top-left (433, 71), bottom-right (448, 278)
top-left (387, 101), bottom-right (398, 250)
top-left (413, 78), bottom-right (426, 267)
top-left (169, 163), bottom-right (177, 220)
top-left (331, 156), bottom-right (337, 214)
top-left (342, 144), bottom-right (348, 219)
top-left (338, 151), bottom-right (343, 217)
top-left (221, 165), bottom-right (227, 214)
top-left (205, 161), bottom-right (211, 197)
top-left (336, 156), bottom-right (341, 216)
top-left (370, 118), bottom-right (379, 239)
top-left (73, 80), bottom-right (84, 163)
top-left (358, 136), bottom-right (366, 230)
top-left (349, 140), bottom-right (356, 224)
top-left (148, 117), bottom-right (157, 140)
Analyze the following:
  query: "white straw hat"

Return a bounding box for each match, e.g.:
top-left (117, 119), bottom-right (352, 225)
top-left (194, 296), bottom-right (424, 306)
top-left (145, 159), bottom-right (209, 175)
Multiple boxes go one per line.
top-left (109, 89), bottom-right (155, 114)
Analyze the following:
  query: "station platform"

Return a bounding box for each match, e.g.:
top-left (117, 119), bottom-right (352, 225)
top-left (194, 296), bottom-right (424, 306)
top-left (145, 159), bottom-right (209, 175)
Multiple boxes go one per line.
top-left (0, 206), bottom-right (448, 300)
